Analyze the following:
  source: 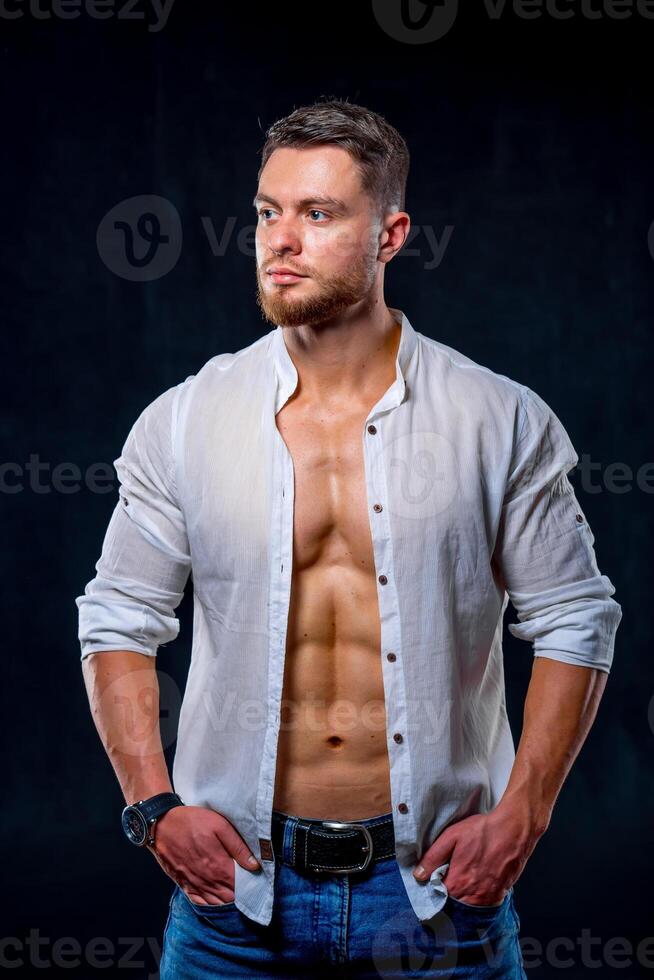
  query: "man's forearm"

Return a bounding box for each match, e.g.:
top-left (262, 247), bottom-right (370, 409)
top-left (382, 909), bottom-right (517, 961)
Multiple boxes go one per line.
top-left (496, 656), bottom-right (608, 834)
top-left (81, 649), bottom-right (173, 804)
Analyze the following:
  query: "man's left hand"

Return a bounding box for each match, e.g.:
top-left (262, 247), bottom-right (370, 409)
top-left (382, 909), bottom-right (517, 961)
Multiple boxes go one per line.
top-left (412, 802), bottom-right (548, 906)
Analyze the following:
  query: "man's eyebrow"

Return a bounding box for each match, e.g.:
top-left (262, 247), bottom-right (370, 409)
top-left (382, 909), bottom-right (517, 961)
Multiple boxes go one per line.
top-left (252, 192), bottom-right (349, 212)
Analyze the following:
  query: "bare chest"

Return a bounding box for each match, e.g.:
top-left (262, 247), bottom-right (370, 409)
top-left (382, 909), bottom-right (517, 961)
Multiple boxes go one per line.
top-left (275, 401), bottom-right (375, 573)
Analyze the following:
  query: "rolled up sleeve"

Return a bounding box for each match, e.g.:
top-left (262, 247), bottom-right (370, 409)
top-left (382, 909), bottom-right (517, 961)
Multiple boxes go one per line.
top-left (75, 382), bottom-right (192, 660)
top-left (494, 385), bottom-right (622, 673)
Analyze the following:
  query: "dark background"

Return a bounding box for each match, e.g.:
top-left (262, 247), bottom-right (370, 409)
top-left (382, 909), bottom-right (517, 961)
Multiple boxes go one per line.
top-left (2, 1), bottom-right (653, 976)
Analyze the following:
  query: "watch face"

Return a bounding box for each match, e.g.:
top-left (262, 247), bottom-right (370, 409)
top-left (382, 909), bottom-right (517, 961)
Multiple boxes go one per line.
top-left (122, 806), bottom-right (148, 846)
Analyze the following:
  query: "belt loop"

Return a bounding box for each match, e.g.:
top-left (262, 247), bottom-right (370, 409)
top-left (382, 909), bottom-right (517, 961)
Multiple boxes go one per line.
top-left (282, 814), bottom-right (298, 865)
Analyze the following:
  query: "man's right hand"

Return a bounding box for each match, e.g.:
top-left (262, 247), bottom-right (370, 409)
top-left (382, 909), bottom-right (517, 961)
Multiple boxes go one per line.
top-left (146, 805), bottom-right (261, 906)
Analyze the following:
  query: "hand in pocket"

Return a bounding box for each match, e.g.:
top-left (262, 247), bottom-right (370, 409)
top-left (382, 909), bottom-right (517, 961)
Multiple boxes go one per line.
top-left (147, 805), bottom-right (261, 906)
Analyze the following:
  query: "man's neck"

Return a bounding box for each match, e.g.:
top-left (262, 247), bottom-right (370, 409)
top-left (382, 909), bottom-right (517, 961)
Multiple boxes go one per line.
top-left (280, 304), bottom-right (401, 409)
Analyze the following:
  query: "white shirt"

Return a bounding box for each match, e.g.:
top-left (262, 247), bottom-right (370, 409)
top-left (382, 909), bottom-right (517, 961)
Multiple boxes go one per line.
top-left (75, 307), bottom-right (622, 925)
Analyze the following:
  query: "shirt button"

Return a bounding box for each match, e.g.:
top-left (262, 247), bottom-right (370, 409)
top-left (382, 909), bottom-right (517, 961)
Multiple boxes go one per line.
top-left (373, 503), bottom-right (383, 513)
top-left (575, 513), bottom-right (584, 523)
top-left (378, 574), bottom-right (388, 585)
top-left (398, 802), bottom-right (409, 814)
top-left (393, 732), bottom-right (403, 743)
top-left (386, 652), bottom-right (397, 662)
top-left (367, 424), bottom-right (377, 434)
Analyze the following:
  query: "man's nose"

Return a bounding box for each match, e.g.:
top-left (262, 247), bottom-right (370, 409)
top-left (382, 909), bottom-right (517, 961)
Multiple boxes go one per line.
top-left (267, 219), bottom-right (301, 256)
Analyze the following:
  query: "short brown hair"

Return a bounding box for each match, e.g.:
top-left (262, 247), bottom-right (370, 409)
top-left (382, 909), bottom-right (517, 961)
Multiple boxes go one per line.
top-left (257, 97), bottom-right (410, 215)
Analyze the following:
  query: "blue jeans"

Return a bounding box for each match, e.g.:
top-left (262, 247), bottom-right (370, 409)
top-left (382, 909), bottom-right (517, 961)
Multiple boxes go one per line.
top-left (159, 810), bottom-right (527, 979)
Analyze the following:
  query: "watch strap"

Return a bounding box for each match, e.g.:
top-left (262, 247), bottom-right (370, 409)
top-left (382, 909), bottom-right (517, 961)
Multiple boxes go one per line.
top-left (135, 792), bottom-right (185, 822)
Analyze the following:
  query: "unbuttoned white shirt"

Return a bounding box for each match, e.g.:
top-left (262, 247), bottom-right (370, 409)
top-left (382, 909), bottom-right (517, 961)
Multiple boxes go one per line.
top-left (75, 307), bottom-right (622, 925)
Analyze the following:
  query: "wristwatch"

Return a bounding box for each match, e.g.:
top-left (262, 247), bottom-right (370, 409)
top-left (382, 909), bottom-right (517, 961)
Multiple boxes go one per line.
top-left (121, 792), bottom-right (185, 847)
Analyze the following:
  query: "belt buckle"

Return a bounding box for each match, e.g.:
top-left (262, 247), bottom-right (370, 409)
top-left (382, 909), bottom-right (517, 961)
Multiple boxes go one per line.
top-left (314, 820), bottom-right (374, 874)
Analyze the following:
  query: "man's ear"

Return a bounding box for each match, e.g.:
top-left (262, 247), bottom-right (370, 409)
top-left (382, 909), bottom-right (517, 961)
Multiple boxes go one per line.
top-left (378, 211), bottom-right (411, 263)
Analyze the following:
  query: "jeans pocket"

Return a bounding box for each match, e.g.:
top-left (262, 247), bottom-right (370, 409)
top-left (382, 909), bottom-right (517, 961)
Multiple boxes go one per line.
top-left (447, 886), bottom-right (511, 912)
top-left (178, 885), bottom-right (237, 915)
top-left (188, 898), bottom-right (237, 914)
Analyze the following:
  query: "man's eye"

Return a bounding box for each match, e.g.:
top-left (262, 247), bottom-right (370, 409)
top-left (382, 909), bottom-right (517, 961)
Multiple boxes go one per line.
top-left (258, 208), bottom-right (274, 220)
top-left (309, 210), bottom-right (328, 221)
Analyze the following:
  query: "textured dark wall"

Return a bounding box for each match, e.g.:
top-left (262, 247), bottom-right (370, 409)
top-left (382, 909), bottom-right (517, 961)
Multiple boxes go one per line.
top-left (2, 3), bottom-right (652, 977)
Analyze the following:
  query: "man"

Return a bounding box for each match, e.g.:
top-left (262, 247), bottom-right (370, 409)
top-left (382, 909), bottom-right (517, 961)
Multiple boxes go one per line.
top-left (76, 99), bottom-right (622, 978)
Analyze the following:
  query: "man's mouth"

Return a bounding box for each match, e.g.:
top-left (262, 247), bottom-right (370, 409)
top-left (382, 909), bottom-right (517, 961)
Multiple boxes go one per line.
top-left (267, 267), bottom-right (307, 284)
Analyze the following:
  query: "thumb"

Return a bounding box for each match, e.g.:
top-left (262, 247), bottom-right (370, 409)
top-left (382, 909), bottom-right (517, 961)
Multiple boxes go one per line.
top-left (413, 829), bottom-right (457, 880)
top-left (215, 825), bottom-right (261, 872)
top-left (232, 838), bottom-right (261, 871)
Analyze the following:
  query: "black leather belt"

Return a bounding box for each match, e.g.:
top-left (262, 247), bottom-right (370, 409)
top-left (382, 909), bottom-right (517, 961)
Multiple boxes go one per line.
top-left (271, 810), bottom-right (395, 874)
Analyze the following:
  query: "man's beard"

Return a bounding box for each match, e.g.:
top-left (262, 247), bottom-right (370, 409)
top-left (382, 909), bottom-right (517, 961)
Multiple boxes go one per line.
top-left (255, 241), bottom-right (378, 329)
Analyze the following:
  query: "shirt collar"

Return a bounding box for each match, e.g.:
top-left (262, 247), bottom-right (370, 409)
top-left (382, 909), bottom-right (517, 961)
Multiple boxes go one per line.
top-left (270, 307), bottom-right (418, 415)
